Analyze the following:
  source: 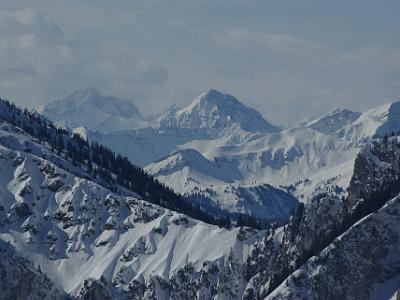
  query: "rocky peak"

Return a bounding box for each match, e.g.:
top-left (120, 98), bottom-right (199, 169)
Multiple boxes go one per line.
top-left (152, 89), bottom-right (279, 133)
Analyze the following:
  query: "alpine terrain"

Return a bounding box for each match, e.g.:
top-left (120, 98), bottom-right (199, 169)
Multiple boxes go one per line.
top-left (0, 92), bottom-right (399, 299)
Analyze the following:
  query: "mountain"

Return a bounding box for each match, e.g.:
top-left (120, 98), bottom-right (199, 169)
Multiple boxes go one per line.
top-left (306, 108), bottom-right (361, 134)
top-left (41, 87), bottom-right (400, 223)
top-left (151, 89), bottom-right (279, 133)
top-left (42, 87), bottom-right (147, 132)
top-left (2, 97), bottom-right (400, 299)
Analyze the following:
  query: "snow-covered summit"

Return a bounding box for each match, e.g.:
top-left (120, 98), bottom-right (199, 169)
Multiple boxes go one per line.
top-left (152, 89), bottom-right (279, 133)
top-left (306, 108), bottom-right (361, 134)
top-left (42, 87), bottom-right (147, 132)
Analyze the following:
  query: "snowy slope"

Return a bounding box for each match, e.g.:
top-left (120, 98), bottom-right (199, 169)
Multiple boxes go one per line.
top-left (42, 87), bottom-right (147, 132)
top-left (0, 118), bottom-right (263, 299)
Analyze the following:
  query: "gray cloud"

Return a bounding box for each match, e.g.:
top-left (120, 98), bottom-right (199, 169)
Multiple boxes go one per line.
top-left (0, 1), bottom-right (400, 126)
top-left (0, 7), bottom-right (169, 110)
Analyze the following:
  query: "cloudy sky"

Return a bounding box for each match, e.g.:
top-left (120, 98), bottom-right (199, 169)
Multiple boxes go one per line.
top-left (1, 0), bottom-right (400, 126)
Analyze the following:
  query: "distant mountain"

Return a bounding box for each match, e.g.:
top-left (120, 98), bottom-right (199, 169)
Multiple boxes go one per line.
top-left (151, 89), bottom-right (279, 133)
top-left (306, 108), bottom-right (361, 134)
top-left (40, 87), bottom-right (400, 221)
top-left (42, 87), bottom-right (147, 132)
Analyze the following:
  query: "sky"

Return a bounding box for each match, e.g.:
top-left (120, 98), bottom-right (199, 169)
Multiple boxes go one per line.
top-left (1, 0), bottom-right (400, 126)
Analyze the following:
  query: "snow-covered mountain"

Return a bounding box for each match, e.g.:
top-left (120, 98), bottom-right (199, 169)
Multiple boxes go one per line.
top-left (41, 88), bottom-right (400, 224)
top-left (3, 97), bottom-right (400, 299)
top-left (151, 89), bottom-right (279, 134)
top-left (42, 87), bottom-right (147, 132)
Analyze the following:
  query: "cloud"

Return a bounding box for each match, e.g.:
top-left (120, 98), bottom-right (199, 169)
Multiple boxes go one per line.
top-left (0, 8), bottom-right (83, 86)
top-left (131, 60), bottom-right (169, 85)
top-left (1, 1), bottom-right (400, 126)
top-left (0, 7), bottom-right (169, 108)
top-left (213, 29), bottom-right (323, 56)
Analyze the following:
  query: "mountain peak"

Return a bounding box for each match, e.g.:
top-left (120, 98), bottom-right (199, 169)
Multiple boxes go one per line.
top-left (67, 86), bottom-right (100, 105)
top-left (42, 88), bottom-right (146, 132)
top-left (201, 88), bottom-right (225, 99)
top-left (152, 89), bottom-right (279, 133)
top-left (195, 89), bottom-right (242, 106)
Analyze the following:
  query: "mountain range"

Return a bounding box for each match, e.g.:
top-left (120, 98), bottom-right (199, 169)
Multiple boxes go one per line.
top-left (1, 95), bottom-right (400, 299)
top-left (40, 88), bottom-right (400, 223)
